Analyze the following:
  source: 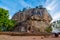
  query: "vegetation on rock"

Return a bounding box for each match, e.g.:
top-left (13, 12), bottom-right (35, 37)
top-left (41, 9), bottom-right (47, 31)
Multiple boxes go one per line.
top-left (45, 26), bottom-right (52, 33)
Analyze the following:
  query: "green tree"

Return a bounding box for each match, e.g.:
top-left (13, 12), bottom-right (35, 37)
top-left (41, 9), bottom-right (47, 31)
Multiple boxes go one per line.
top-left (45, 27), bottom-right (52, 33)
top-left (0, 8), bottom-right (15, 31)
top-left (55, 20), bottom-right (60, 29)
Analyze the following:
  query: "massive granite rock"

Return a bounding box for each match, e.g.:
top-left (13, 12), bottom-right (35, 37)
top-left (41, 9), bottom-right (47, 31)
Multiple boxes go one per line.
top-left (12, 6), bottom-right (52, 33)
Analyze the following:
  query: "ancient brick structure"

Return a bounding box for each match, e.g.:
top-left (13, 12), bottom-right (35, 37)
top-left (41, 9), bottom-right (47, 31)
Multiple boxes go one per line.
top-left (12, 6), bottom-right (52, 33)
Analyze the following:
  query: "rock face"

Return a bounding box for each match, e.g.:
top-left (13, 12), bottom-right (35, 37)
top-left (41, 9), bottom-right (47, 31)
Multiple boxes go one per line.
top-left (12, 6), bottom-right (52, 33)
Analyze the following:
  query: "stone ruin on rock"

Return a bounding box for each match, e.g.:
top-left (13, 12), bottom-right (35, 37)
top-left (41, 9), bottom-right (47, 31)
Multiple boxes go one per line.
top-left (12, 5), bottom-right (52, 33)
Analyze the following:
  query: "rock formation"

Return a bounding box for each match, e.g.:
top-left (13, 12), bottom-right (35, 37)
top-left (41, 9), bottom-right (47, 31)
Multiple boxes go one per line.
top-left (12, 6), bottom-right (52, 33)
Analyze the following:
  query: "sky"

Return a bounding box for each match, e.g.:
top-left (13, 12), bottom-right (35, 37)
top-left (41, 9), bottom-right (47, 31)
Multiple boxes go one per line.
top-left (0, 0), bottom-right (60, 22)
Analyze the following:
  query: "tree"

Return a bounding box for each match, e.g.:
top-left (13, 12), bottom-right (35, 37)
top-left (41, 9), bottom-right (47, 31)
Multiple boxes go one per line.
top-left (52, 20), bottom-right (60, 29)
top-left (0, 8), bottom-right (15, 31)
top-left (36, 6), bottom-right (38, 8)
top-left (22, 8), bottom-right (27, 12)
top-left (5, 20), bottom-right (16, 31)
top-left (39, 5), bottom-right (43, 8)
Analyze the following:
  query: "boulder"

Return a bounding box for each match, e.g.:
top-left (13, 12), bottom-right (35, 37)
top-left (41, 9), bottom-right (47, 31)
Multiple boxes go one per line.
top-left (12, 6), bottom-right (52, 33)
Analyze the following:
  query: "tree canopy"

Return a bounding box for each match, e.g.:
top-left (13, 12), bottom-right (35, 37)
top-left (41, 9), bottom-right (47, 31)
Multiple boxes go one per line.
top-left (0, 8), bottom-right (15, 31)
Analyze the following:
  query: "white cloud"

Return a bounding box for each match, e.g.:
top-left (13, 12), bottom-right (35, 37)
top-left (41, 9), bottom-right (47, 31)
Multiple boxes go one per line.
top-left (19, 0), bottom-right (32, 8)
top-left (45, 0), bottom-right (59, 23)
top-left (46, 0), bottom-right (57, 11)
top-left (47, 0), bottom-right (57, 7)
top-left (45, 0), bottom-right (51, 6)
top-left (51, 12), bottom-right (60, 22)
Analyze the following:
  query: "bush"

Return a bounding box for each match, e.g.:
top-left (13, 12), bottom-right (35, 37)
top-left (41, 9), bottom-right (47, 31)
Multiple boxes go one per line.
top-left (45, 27), bottom-right (52, 33)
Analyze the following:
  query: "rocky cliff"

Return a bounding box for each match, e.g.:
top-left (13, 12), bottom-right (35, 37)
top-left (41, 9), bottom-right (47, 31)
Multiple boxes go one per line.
top-left (12, 6), bottom-right (52, 33)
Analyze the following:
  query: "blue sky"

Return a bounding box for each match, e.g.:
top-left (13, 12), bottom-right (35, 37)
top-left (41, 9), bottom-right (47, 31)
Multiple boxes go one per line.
top-left (0, 0), bottom-right (60, 22)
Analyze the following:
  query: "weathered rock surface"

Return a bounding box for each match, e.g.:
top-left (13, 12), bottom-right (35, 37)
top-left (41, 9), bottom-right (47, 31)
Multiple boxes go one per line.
top-left (12, 6), bottom-right (52, 33)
